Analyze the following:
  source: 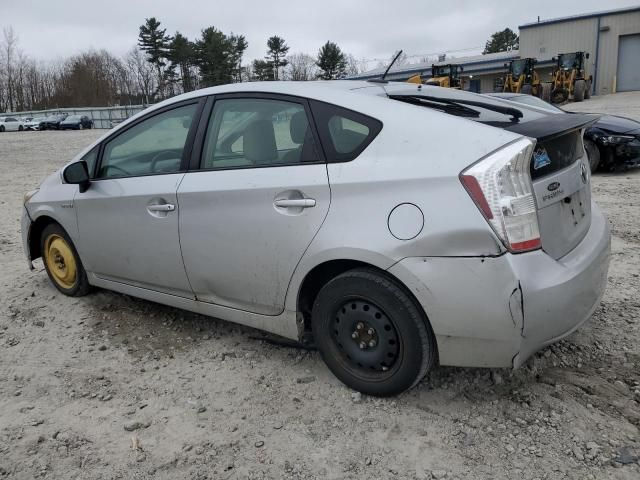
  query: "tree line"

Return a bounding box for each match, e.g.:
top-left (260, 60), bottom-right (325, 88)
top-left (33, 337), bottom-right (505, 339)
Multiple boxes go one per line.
top-left (0, 19), bottom-right (365, 113)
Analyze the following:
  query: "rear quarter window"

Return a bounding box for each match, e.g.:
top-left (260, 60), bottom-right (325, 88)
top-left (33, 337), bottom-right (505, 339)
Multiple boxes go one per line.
top-left (310, 100), bottom-right (382, 162)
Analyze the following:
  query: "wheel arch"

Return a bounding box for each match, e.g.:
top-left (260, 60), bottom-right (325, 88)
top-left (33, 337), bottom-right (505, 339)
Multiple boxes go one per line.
top-left (28, 215), bottom-right (61, 261)
top-left (295, 258), bottom-right (438, 362)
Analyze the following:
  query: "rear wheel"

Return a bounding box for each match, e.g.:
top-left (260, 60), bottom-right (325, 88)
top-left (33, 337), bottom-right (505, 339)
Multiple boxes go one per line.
top-left (584, 139), bottom-right (600, 173)
top-left (18, 125), bottom-right (24, 131)
top-left (0, 126), bottom-right (4, 133)
top-left (311, 268), bottom-right (436, 396)
top-left (521, 84), bottom-right (533, 95)
top-left (573, 79), bottom-right (586, 102)
top-left (41, 224), bottom-right (91, 297)
top-left (540, 83), bottom-right (552, 102)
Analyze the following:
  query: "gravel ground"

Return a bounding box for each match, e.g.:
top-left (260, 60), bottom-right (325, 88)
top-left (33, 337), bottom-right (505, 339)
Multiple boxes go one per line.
top-left (0, 122), bottom-right (639, 479)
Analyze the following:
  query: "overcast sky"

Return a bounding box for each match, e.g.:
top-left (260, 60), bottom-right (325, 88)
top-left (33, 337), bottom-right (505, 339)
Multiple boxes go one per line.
top-left (3, 0), bottom-right (639, 68)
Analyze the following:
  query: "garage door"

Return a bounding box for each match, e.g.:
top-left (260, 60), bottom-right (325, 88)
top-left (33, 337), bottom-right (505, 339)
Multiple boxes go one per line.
top-left (617, 34), bottom-right (640, 92)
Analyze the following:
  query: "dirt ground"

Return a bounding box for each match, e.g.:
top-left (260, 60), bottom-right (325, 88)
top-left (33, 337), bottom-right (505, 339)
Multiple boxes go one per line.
top-left (1, 106), bottom-right (639, 479)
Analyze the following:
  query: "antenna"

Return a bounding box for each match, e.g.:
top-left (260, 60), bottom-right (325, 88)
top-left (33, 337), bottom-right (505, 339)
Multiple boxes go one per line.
top-left (368, 50), bottom-right (403, 83)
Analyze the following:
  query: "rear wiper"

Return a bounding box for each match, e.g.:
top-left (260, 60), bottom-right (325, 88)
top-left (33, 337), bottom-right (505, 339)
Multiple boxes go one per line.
top-left (389, 94), bottom-right (524, 122)
top-left (388, 94), bottom-right (480, 118)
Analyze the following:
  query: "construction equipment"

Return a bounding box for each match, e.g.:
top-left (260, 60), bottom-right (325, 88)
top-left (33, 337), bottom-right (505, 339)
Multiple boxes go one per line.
top-left (408, 64), bottom-right (464, 89)
top-left (502, 58), bottom-right (552, 101)
top-left (550, 52), bottom-right (592, 103)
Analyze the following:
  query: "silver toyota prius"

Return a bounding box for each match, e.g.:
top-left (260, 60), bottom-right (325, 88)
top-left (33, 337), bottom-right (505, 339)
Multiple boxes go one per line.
top-left (21, 81), bottom-right (610, 396)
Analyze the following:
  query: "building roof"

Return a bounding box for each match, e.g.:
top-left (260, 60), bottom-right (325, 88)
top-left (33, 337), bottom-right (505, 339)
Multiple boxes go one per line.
top-left (520, 5), bottom-right (640, 29)
top-left (348, 50), bottom-right (520, 80)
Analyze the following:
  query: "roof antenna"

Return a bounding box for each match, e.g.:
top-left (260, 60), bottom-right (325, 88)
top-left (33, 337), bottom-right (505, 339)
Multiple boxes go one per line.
top-left (368, 50), bottom-right (403, 83)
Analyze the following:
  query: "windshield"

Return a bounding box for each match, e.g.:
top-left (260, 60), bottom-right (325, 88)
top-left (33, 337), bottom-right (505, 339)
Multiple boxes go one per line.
top-left (511, 59), bottom-right (527, 77)
top-left (505, 95), bottom-right (564, 113)
top-left (384, 84), bottom-right (550, 128)
top-left (433, 66), bottom-right (450, 76)
top-left (66, 115), bottom-right (81, 121)
top-left (559, 53), bottom-right (577, 70)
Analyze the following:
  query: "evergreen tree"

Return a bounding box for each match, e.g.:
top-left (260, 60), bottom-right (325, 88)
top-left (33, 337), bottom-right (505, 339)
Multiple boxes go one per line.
top-left (265, 36), bottom-right (289, 80)
top-left (167, 32), bottom-right (197, 92)
top-left (316, 41), bottom-right (346, 80)
top-left (228, 34), bottom-right (248, 83)
top-left (138, 17), bottom-right (170, 98)
top-left (195, 27), bottom-right (234, 86)
top-left (483, 28), bottom-right (519, 54)
top-left (252, 59), bottom-right (274, 81)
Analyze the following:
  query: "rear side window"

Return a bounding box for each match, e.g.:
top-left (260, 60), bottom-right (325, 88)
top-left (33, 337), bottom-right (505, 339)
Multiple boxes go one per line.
top-left (310, 101), bottom-right (382, 162)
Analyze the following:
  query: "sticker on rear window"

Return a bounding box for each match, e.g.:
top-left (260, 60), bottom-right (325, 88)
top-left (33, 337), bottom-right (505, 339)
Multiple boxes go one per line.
top-left (533, 147), bottom-right (551, 170)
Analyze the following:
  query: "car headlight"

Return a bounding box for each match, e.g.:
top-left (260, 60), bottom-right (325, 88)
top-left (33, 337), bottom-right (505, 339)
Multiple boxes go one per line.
top-left (599, 135), bottom-right (635, 145)
top-left (23, 189), bottom-right (39, 205)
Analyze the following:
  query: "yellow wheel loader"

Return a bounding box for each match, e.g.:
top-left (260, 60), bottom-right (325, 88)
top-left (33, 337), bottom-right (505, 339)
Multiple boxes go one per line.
top-left (550, 52), bottom-right (592, 104)
top-left (503, 58), bottom-right (552, 101)
top-left (407, 64), bottom-right (464, 89)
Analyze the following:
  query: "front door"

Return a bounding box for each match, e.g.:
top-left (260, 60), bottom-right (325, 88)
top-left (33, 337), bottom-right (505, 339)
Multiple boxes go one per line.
top-left (178, 95), bottom-right (330, 315)
top-left (74, 102), bottom-right (200, 297)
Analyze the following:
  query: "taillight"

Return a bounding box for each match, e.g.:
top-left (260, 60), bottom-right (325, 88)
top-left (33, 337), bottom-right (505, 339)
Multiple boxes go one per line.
top-left (460, 138), bottom-right (541, 253)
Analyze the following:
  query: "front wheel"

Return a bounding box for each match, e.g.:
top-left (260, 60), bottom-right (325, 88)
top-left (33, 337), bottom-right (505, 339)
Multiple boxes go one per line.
top-left (18, 125), bottom-right (24, 131)
top-left (0, 125), bottom-right (4, 132)
top-left (312, 268), bottom-right (437, 396)
top-left (41, 223), bottom-right (91, 297)
top-left (573, 79), bottom-right (586, 102)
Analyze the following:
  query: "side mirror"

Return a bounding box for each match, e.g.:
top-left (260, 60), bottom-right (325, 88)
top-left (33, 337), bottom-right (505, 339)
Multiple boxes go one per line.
top-left (586, 53), bottom-right (590, 59)
top-left (63, 161), bottom-right (90, 193)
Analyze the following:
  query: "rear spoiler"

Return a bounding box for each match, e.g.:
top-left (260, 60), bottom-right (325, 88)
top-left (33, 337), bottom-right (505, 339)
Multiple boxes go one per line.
top-left (505, 113), bottom-right (600, 141)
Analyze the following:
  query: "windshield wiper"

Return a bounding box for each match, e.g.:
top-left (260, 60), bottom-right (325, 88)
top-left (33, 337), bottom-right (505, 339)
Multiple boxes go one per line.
top-left (389, 94), bottom-right (524, 122)
top-left (388, 94), bottom-right (481, 118)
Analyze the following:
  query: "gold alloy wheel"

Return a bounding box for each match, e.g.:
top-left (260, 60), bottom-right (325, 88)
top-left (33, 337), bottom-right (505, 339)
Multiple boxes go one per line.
top-left (44, 234), bottom-right (77, 289)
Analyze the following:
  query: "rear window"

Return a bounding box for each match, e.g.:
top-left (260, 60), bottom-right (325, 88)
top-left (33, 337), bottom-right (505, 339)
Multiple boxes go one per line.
top-left (310, 100), bottom-right (382, 162)
top-left (531, 131), bottom-right (583, 180)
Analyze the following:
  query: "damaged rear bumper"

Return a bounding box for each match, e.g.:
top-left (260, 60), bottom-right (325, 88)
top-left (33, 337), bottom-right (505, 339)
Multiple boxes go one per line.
top-left (387, 201), bottom-right (610, 369)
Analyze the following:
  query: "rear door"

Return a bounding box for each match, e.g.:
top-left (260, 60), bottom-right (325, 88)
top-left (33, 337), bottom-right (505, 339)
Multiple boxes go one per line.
top-left (178, 94), bottom-right (330, 315)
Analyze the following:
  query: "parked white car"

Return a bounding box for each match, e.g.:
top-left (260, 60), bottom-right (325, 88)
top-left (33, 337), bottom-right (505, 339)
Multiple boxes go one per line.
top-left (0, 116), bottom-right (24, 132)
top-left (24, 117), bottom-right (44, 131)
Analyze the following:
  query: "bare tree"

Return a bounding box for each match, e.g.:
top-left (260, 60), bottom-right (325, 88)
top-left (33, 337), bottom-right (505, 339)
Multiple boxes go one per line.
top-left (1, 26), bottom-right (19, 111)
top-left (125, 47), bottom-right (156, 104)
top-left (344, 54), bottom-right (368, 77)
top-left (286, 52), bottom-right (317, 81)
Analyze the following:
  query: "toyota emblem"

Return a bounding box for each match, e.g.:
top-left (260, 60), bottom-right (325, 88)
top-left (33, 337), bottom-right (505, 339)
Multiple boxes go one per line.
top-left (580, 162), bottom-right (588, 184)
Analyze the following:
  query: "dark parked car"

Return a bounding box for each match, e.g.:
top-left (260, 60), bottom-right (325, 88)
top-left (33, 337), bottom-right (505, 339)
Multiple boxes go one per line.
top-left (39, 114), bottom-right (68, 130)
top-left (60, 115), bottom-right (93, 130)
top-left (485, 93), bottom-right (640, 172)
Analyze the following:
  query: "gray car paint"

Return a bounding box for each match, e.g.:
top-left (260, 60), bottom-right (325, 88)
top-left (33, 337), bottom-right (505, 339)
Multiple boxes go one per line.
top-left (22, 80), bottom-right (611, 369)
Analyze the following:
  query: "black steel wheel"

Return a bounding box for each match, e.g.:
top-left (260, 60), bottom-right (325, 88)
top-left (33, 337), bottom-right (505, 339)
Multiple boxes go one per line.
top-left (312, 268), bottom-right (436, 396)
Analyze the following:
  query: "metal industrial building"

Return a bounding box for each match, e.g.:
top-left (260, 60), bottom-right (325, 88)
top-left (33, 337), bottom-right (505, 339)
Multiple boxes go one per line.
top-left (350, 6), bottom-right (640, 95)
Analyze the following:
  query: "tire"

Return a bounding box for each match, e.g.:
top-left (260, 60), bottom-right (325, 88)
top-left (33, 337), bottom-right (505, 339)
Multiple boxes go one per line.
top-left (573, 79), bottom-right (586, 102)
top-left (311, 268), bottom-right (437, 396)
top-left (521, 84), bottom-right (533, 95)
top-left (585, 79), bottom-right (592, 99)
top-left (540, 83), bottom-right (552, 102)
top-left (41, 223), bottom-right (91, 297)
top-left (0, 126), bottom-right (4, 132)
top-left (551, 88), bottom-right (569, 104)
top-left (584, 139), bottom-right (600, 173)
top-left (18, 125), bottom-right (24, 131)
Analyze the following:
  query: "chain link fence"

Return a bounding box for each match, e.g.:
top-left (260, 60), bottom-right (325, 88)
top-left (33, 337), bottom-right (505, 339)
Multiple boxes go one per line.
top-left (1, 105), bottom-right (151, 129)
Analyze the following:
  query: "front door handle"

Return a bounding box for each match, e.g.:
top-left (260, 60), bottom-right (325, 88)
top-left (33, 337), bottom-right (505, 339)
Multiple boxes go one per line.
top-left (274, 198), bottom-right (316, 208)
top-left (147, 204), bottom-right (176, 212)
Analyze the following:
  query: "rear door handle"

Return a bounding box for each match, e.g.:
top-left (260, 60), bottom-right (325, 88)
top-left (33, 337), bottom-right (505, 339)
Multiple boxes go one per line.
top-left (274, 198), bottom-right (316, 208)
top-left (147, 204), bottom-right (176, 212)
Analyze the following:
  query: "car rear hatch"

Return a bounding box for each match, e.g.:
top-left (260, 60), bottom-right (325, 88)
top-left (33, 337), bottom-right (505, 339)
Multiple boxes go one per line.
top-left (506, 113), bottom-right (599, 259)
